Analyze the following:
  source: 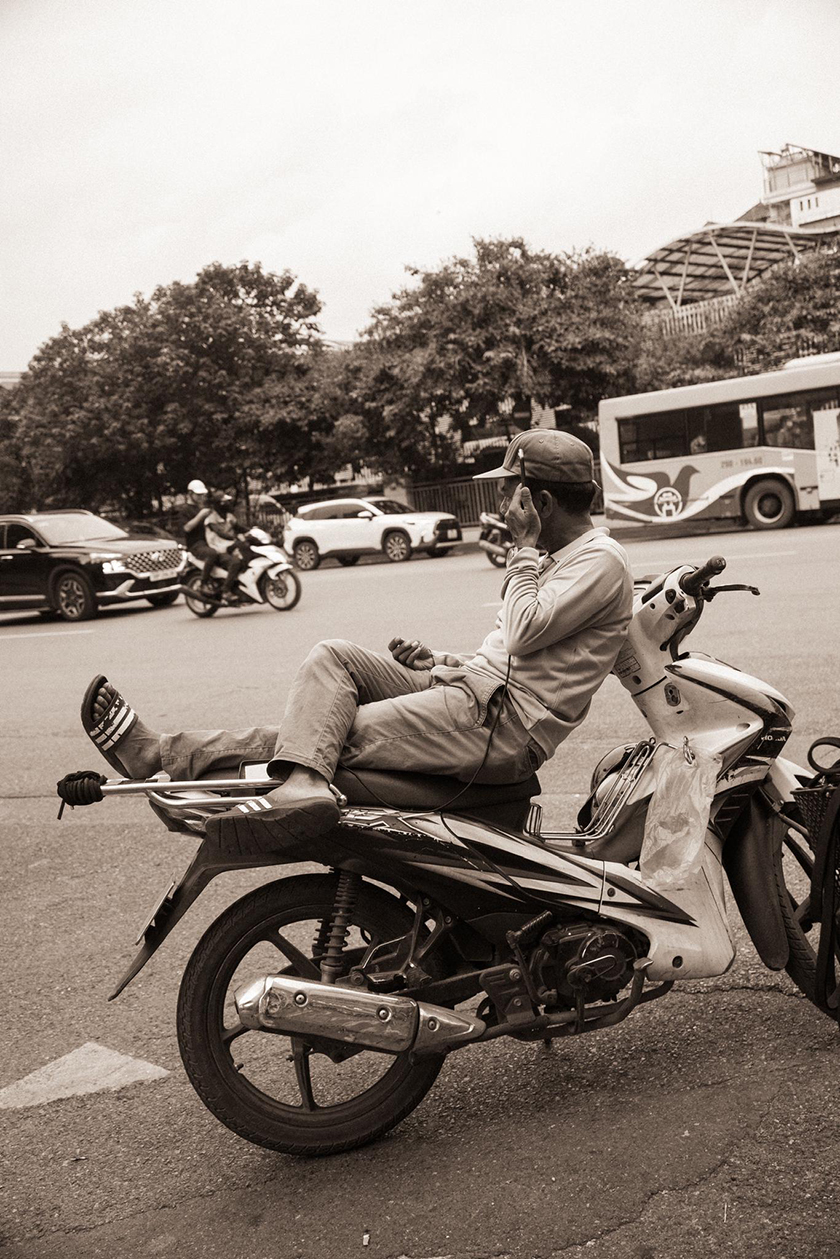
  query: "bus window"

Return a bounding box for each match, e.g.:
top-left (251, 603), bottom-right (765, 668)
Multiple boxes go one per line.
top-left (739, 401), bottom-right (759, 447)
top-left (619, 411), bottom-right (687, 462)
top-left (761, 399), bottom-right (813, 448)
top-left (686, 410), bottom-right (707, 453)
top-left (705, 402), bottom-right (742, 452)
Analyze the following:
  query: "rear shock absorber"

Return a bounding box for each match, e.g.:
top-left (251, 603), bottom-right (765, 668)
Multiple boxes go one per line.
top-left (318, 870), bottom-right (361, 984)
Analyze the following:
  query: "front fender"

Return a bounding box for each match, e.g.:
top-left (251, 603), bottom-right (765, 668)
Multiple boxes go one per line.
top-left (722, 796), bottom-right (789, 970)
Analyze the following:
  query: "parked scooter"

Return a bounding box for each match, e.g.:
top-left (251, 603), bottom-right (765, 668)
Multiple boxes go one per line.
top-left (182, 528), bottom-right (301, 616)
top-left (478, 509), bottom-right (512, 567)
top-left (58, 554), bottom-right (840, 1157)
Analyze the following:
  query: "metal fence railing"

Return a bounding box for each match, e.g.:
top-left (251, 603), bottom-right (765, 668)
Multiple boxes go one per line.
top-left (410, 465), bottom-right (604, 526)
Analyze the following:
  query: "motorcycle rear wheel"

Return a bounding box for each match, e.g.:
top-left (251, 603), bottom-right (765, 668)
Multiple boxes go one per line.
top-left (486, 530), bottom-right (508, 567)
top-left (183, 573), bottom-right (219, 617)
top-left (176, 874), bottom-right (446, 1156)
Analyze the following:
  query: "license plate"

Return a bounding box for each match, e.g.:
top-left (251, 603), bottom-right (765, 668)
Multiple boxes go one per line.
top-left (134, 878), bottom-right (177, 943)
top-left (444, 529), bottom-right (458, 539)
top-left (152, 567), bottom-right (180, 582)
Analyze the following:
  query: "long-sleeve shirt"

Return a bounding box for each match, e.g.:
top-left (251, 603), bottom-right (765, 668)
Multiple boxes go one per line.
top-left (431, 527), bottom-right (633, 759)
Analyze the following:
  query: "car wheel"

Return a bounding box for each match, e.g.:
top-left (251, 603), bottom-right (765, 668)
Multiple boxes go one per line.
top-left (53, 571), bottom-right (97, 621)
top-left (337, 555), bottom-right (360, 567)
top-left (383, 531), bottom-right (412, 563)
top-left (293, 540), bottom-right (321, 571)
top-left (146, 591), bottom-right (180, 607)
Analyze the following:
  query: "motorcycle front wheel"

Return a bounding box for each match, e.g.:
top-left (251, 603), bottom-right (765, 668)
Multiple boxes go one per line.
top-left (176, 874), bottom-right (446, 1156)
top-left (773, 810), bottom-right (840, 1016)
top-left (259, 569), bottom-right (301, 611)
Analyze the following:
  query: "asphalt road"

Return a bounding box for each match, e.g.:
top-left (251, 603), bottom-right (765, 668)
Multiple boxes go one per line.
top-left (2, 524), bottom-right (839, 1258)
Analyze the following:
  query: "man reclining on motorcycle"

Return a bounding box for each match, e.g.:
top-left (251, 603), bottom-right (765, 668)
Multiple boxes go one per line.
top-left (82, 430), bottom-right (634, 847)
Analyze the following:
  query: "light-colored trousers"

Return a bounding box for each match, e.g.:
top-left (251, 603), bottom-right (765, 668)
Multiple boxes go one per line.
top-left (159, 639), bottom-right (545, 785)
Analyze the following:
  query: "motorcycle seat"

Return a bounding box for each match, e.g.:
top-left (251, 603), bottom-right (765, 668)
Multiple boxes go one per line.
top-left (332, 767), bottom-right (540, 810)
top-left (232, 762), bottom-right (540, 811)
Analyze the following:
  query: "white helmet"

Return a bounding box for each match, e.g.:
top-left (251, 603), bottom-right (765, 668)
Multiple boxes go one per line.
top-left (187, 479), bottom-right (208, 495)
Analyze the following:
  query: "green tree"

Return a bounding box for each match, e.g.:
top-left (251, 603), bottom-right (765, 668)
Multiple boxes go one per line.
top-left (633, 248), bottom-right (840, 392)
top-left (0, 386), bottom-right (31, 512)
top-left (359, 238), bottom-right (641, 468)
top-left (12, 262), bottom-right (322, 515)
top-left (724, 249), bottom-right (840, 371)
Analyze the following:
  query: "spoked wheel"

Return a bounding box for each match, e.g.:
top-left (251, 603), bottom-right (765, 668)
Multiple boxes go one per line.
top-left (486, 530), bottom-right (508, 568)
top-left (176, 874), bottom-right (446, 1156)
top-left (183, 573), bottom-right (219, 617)
top-left (383, 531), bottom-right (412, 563)
top-left (259, 570), bottom-right (301, 611)
top-left (53, 571), bottom-right (97, 621)
top-left (773, 811), bottom-right (840, 1016)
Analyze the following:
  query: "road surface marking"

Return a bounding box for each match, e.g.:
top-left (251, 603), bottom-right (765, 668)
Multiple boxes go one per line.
top-left (0, 1042), bottom-right (169, 1109)
top-left (1, 629), bottom-right (95, 640)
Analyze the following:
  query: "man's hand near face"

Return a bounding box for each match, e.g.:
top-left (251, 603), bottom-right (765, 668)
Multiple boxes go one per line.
top-left (504, 483), bottom-right (542, 550)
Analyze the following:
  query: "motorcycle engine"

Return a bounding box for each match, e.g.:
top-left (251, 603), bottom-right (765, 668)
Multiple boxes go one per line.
top-left (530, 923), bottom-right (638, 1009)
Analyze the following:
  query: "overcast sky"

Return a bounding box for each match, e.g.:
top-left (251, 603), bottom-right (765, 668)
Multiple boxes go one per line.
top-left (2, 0), bottom-right (839, 369)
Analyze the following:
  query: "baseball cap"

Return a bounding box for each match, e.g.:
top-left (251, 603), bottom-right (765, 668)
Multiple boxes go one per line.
top-left (472, 428), bottom-right (595, 483)
top-left (187, 479), bottom-right (208, 495)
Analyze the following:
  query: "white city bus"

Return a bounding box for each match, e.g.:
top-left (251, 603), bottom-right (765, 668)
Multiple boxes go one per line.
top-left (598, 355), bottom-right (840, 529)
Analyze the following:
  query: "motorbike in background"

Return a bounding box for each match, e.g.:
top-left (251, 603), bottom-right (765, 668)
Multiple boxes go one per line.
top-left (478, 510), bottom-right (512, 568)
top-left (182, 528), bottom-right (301, 617)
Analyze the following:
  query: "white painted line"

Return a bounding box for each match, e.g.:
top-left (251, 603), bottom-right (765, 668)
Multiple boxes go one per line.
top-left (0, 1042), bottom-right (169, 1109)
top-left (1, 629), bottom-right (95, 640)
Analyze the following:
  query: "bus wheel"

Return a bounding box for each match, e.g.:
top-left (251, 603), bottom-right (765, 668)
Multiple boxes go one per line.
top-left (742, 478), bottom-right (795, 530)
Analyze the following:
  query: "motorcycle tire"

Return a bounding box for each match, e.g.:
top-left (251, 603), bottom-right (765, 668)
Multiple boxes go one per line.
top-left (183, 573), bottom-right (219, 617)
top-left (772, 806), bottom-right (839, 1017)
top-left (176, 873), bottom-right (446, 1156)
top-left (486, 530), bottom-right (508, 568)
top-left (258, 569), bottom-right (301, 611)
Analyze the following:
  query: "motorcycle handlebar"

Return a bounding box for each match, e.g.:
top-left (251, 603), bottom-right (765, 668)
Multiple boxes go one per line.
top-left (679, 555), bottom-right (727, 595)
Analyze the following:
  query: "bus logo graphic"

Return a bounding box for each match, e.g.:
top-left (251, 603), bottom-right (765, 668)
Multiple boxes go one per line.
top-left (653, 487), bottom-right (684, 518)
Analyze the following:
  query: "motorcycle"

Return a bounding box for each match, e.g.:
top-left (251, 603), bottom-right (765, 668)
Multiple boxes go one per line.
top-left (478, 509), bottom-right (512, 567)
top-left (182, 527), bottom-right (301, 617)
top-left (57, 553), bottom-right (840, 1158)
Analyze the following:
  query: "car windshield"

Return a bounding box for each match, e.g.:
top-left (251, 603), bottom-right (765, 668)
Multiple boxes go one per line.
top-left (366, 499), bottom-right (412, 514)
top-left (33, 515), bottom-right (129, 544)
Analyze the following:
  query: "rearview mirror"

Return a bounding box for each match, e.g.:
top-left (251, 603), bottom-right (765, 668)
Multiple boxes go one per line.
top-left (16, 538), bottom-right (38, 550)
top-left (356, 511), bottom-right (374, 520)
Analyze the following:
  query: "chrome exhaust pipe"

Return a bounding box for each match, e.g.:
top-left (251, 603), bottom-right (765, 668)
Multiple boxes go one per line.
top-left (478, 539), bottom-right (509, 559)
top-left (235, 975), bottom-right (485, 1056)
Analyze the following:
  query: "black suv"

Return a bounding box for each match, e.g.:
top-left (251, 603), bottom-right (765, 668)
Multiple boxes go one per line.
top-left (0, 511), bottom-right (187, 621)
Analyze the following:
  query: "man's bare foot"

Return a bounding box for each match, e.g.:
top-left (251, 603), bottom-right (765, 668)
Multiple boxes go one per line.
top-left (85, 679), bottom-right (162, 777)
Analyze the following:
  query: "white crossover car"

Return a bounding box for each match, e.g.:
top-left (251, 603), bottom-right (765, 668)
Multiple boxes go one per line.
top-left (283, 497), bottom-right (462, 569)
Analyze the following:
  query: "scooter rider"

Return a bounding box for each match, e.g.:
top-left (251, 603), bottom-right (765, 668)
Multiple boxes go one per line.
top-left (185, 483), bottom-right (245, 603)
top-left (82, 430), bottom-right (634, 847)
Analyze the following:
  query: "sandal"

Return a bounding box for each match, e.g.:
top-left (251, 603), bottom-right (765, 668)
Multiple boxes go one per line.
top-left (80, 674), bottom-right (139, 777)
top-left (205, 794), bottom-right (340, 850)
